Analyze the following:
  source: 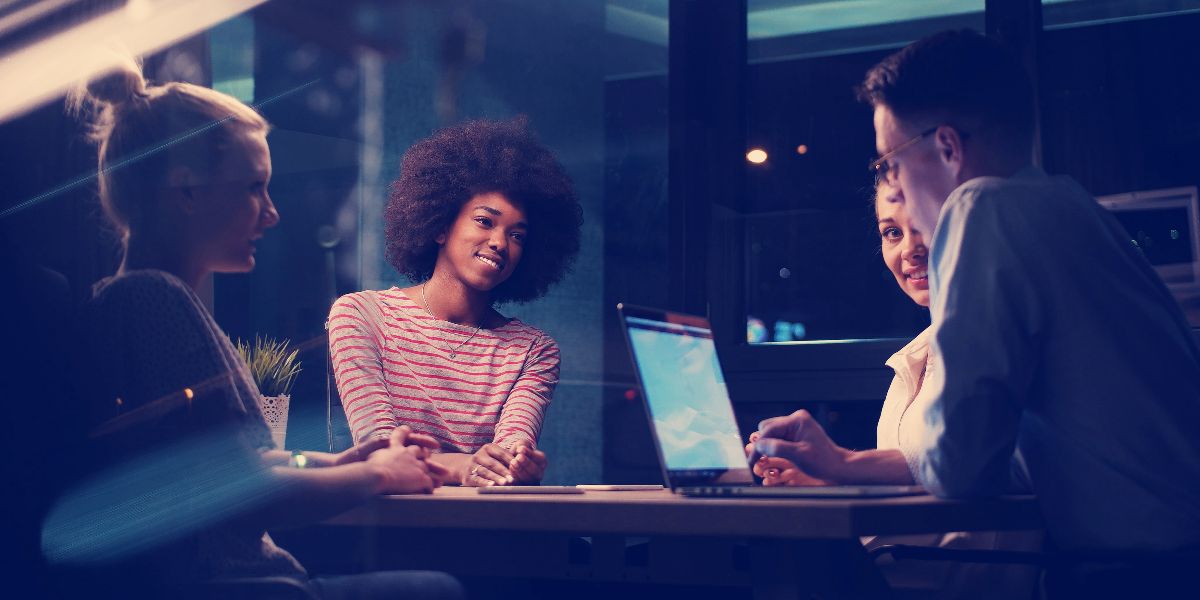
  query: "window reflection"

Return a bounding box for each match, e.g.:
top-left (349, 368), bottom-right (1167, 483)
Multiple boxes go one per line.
top-left (747, 0), bottom-right (984, 61)
top-left (741, 2), bottom-right (969, 342)
top-left (0, 0), bottom-right (669, 486)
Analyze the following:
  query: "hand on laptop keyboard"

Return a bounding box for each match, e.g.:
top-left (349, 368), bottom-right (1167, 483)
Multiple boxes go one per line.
top-left (749, 410), bottom-right (848, 483)
top-left (746, 431), bottom-right (832, 486)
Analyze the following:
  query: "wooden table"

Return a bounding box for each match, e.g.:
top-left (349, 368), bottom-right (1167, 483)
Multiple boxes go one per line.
top-left (284, 488), bottom-right (1042, 599)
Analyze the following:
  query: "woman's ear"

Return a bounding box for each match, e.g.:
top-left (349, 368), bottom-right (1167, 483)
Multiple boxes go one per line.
top-left (934, 125), bottom-right (966, 173)
top-left (156, 168), bottom-right (198, 217)
top-left (165, 166), bottom-right (197, 215)
top-left (436, 232), bottom-right (447, 245)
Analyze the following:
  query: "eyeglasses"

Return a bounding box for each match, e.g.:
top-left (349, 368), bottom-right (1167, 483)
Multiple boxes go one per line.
top-left (869, 126), bottom-right (938, 185)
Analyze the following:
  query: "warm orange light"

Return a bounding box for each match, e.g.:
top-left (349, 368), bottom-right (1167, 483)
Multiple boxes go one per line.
top-left (184, 388), bottom-right (194, 400)
top-left (746, 148), bottom-right (768, 164)
top-left (796, 144), bottom-right (809, 155)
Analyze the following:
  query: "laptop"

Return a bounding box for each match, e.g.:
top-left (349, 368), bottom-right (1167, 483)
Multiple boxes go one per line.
top-left (617, 303), bottom-right (926, 499)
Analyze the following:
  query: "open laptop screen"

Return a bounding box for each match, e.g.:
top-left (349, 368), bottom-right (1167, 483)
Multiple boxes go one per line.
top-left (619, 305), bottom-right (754, 487)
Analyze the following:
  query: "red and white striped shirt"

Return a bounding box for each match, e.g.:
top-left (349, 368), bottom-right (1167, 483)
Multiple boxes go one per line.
top-left (328, 288), bottom-right (559, 452)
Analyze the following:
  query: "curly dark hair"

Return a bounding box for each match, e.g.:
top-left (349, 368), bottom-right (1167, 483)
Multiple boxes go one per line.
top-left (385, 118), bottom-right (583, 304)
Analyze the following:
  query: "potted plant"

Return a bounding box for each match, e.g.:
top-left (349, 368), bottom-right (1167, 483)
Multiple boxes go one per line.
top-left (235, 335), bottom-right (301, 449)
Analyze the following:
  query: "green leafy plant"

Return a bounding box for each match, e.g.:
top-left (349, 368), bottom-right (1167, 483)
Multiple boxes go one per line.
top-left (235, 335), bottom-right (302, 397)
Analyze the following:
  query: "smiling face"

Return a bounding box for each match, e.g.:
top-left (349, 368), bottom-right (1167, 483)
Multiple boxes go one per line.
top-left (186, 131), bottom-right (278, 274)
top-left (434, 191), bottom-right (527, 295)
top-left (876, 181), bottom-right (930, 308)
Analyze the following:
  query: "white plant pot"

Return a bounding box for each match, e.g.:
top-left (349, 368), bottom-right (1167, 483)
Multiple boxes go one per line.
top-left (258, 394), bottom-right (291, 449)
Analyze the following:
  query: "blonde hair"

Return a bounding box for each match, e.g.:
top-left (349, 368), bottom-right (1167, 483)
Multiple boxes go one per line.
top-left (69, 57), bottom-right (269, 244)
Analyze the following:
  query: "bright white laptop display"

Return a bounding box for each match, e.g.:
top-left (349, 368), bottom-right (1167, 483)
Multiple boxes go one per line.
top-left (617, 304), bottom-right (926, 498)
top-left (621, 308), bottom-right (750, 482)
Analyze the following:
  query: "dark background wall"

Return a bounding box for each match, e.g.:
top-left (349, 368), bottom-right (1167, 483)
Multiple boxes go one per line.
top-left (1040, 13), bottom-right (1200, 196)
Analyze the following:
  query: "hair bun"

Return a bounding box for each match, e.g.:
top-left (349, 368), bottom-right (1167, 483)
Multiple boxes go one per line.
top-left (87, 60), bottom-right (147, 107)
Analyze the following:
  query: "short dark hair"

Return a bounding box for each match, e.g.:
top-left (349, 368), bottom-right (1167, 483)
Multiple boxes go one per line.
top-left (384, 118), bottom-right (583, 304)
top-left (857, 29), bottom-right (1035, 154)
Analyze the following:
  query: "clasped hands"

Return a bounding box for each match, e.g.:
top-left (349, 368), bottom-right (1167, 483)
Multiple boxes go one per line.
top-left (462, 441), bottom-right (547, 487)
top-left (312, 433), bottom-right (548, 488)
top-left (745, 409), bottom-right (847, 487)
top-left (293, 426), bottom-right (450, 494)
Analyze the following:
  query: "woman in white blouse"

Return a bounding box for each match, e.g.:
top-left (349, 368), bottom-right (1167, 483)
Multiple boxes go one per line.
top-left (748, 181), bottom-right (1041, 599)
top-left (747, 180), bottom-right (932, 486)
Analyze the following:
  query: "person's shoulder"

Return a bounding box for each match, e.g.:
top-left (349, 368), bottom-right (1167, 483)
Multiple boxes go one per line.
top-left (90, 269), bottom-right (195, 310)
top-left (333, 288), bottom-right (377, 308)
top-left (333, 287), bottom-right (409, 313)
top-left (503, 319), bottom-right (559, 348)
top-left (330, 287), bottom-right (421, 331)
top-left (951, 168), bottom-right (1089, 210)
top-left (85, 270), bottom-right (209, 341)
top-left (947, 174), bottom-right (1022, 210)
top-left (500, 316), bottom-right (545, 336)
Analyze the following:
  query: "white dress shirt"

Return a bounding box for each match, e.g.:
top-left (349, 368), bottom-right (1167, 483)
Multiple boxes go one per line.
top-left (870, 327), bottom-right (1042, 599)
top-left (915, 167), bottom-right (1200, 552)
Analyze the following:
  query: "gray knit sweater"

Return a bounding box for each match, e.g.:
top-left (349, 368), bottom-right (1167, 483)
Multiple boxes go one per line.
top-left (84, 269), bottom-right (305, 582)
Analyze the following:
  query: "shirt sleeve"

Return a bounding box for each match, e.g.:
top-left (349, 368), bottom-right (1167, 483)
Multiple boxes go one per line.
top-left (914, 188), bottom-right (1043, 498)
top-left (493, 333), bottom-right (560, 449)
top-left (328, 294), bottom-right (398, 444)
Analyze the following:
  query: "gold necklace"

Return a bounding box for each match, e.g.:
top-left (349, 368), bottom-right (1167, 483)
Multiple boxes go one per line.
top-left (420, 283), bottom-right (483, 358)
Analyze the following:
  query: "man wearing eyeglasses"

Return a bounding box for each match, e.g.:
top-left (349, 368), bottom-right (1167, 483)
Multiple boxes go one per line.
top-left (755, 29), bottom-right (1200, 587)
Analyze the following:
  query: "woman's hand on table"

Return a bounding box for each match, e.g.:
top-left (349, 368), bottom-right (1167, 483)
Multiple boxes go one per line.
top-left (508, 441), bottom-right (548, 484)
top-left (462, 443), bottom-right (518, 486)
top-left (459, 441), bottom-right (547, 486)
top-left (295, 436), bottom-right (390, 468)
top-left (291, 428), bottom-right (441, 468)
top-left (749, 410), bottom-right (849, 483)
top-left (746, 432), bottom-right (832, 486)
top-left (366, 426), bottom-right (449, 494)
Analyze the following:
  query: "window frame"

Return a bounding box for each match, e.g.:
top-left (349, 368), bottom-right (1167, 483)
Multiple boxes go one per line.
top-left (667, 0), bottom-right (1042, 401)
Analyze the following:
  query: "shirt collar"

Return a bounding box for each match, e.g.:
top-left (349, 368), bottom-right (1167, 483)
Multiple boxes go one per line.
top-left (885, 326), bottom-right (933, 375)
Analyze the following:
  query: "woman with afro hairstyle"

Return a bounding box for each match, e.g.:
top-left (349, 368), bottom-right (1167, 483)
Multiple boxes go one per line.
top-left (329, 118), bottom-right (583, 487)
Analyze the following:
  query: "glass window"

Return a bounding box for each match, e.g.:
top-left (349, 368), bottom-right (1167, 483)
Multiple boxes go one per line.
top-left (1043, 0), bottom-right (1200, 30)
top-left (740, 1), bottom-right (984, 343)
top-left (748, 0), bottom-right (985, 61)
top-left (1039, 2), bottom-right (1200, 324)
top-left (0, 1), bottom-right (669, 486)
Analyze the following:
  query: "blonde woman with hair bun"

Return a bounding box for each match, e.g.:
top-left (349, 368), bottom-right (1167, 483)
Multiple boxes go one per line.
top-left (73, 60), bottom-right (463, 599)
top-left (69, 54), bottom-right (273, 279)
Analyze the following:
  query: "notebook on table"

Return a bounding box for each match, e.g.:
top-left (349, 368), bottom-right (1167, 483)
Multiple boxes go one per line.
top-left (616, 303), bottom-right (926, 499)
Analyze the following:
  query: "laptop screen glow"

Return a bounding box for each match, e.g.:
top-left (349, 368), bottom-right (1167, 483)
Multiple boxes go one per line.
top-left (625, 316), bottom-right (748, 473)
